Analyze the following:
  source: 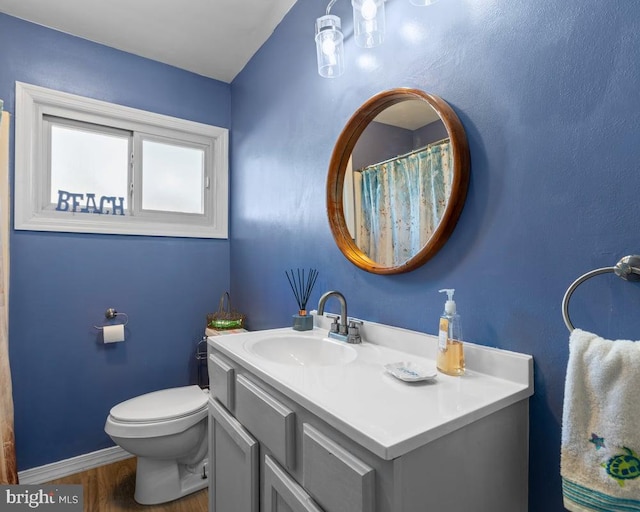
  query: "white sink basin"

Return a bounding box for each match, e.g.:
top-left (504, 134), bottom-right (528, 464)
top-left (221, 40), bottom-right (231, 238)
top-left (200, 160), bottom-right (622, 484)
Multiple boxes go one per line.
top-left (246, 334), bottom-right (357, 366)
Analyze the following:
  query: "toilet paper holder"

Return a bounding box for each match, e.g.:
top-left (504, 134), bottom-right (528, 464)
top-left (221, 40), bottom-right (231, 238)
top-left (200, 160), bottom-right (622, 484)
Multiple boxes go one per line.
top-left (93, 308), bottom-right (129, 330)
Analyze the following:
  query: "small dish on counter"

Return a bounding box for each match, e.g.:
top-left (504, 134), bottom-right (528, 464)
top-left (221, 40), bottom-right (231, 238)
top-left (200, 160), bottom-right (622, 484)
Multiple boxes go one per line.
top-left (384, 361), bottom-right (437, 382)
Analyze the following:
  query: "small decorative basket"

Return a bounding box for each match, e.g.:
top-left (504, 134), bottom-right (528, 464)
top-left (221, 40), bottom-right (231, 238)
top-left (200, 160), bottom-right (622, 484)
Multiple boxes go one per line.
top-left (207, 292), bottom-right (245, 330)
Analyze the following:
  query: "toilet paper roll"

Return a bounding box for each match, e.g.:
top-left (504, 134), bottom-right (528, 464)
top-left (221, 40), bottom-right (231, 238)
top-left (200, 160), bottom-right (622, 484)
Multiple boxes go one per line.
top-left (103, 324), bottom-right (125, 343)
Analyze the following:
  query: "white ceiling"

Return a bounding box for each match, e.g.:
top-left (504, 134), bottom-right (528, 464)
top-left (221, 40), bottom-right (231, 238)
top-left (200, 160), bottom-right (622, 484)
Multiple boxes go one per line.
top-left (0, 0), bottom-right (298, 83)
top-left (376, 100), bottom-right (442, 130)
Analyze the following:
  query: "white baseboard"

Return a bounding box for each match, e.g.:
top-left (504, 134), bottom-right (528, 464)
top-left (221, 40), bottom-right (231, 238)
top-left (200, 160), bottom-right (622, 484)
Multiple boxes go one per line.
top-left (18, 446), bottom-right (133, 484)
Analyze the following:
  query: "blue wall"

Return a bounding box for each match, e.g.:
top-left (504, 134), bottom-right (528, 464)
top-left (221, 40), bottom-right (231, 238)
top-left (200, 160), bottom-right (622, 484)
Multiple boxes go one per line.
top-left (2, 2), bottom-right (639, 511)
top-left (230, 1), bottom-right (640, 511)
top-left (0, 14), bottom-right (232, 470)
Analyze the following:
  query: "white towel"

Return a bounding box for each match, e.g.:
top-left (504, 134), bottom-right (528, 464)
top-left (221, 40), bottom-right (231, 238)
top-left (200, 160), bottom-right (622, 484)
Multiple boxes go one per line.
top-left (561, 329), bottom-right (640, 511)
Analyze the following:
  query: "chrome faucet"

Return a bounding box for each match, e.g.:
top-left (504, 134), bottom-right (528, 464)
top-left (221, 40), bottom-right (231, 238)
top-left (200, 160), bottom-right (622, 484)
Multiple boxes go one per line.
top-left (317, 290), bottom-right (363, 344)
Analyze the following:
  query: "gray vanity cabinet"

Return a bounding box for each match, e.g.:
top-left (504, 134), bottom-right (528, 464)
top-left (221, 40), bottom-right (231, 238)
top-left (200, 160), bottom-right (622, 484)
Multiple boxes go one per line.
top-left (207, 344), bottom-right (529, 512)
top-left (207, 348), bottom-right (375, 512)
top-left (208, 326), bottom-right (532, 512)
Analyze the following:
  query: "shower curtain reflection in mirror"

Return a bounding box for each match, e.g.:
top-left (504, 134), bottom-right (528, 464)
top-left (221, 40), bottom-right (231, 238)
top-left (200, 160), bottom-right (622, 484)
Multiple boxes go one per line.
top-left (354, 139), bottom-right (452, 267)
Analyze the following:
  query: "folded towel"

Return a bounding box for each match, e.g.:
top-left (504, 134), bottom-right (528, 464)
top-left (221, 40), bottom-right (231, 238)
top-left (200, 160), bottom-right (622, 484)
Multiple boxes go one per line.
top-left (561, 329), bottom-right (640, 511)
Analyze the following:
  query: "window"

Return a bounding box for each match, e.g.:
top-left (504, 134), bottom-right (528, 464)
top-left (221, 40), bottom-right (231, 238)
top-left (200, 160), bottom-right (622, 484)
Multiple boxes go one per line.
top-left (15, 82), bottom-right (228, 238)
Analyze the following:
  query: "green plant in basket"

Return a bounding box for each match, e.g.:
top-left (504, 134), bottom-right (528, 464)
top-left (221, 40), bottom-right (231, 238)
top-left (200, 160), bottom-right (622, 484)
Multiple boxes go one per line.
top-left (207, 292), bottom-right (245, 330)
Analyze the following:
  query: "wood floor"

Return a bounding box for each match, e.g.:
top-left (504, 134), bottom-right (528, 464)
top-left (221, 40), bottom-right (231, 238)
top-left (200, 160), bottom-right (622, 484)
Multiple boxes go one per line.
top-left (45, 457), bottom-right (208, 512)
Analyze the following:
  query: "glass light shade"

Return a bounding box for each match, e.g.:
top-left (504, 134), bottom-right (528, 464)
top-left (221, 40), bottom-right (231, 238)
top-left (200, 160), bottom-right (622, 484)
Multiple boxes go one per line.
top-left (409, 0), bottom-right (438, 5)
top-left (352, 0), bottom-right (385, 48)
top-left (315, 15), bottom-right (345, 78)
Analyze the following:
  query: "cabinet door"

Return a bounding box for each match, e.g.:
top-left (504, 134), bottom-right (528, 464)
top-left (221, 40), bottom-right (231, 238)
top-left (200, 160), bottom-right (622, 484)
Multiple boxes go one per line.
top-left (264, 455), bottom-right (325, 512)
top-left (209, 398), bottom-right (259, 512)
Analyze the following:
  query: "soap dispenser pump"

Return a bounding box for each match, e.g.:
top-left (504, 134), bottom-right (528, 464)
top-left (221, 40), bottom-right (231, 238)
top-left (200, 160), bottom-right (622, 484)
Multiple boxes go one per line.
top-left (436, 289), bottom-right (465, 376)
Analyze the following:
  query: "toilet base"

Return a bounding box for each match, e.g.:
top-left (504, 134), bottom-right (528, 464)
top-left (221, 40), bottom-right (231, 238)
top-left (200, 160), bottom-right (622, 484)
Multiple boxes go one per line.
top-left (134, 456), bottom-right (208, 505)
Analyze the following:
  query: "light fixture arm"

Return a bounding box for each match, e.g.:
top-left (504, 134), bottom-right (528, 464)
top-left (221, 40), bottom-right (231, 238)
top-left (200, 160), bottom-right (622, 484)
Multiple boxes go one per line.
top-left (326, 0), bottom-right (339, 15)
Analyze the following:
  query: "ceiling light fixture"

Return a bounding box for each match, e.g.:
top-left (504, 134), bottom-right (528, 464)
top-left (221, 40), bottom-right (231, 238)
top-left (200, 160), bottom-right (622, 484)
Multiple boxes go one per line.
top-left (316, 0), bottom-right (435, 78)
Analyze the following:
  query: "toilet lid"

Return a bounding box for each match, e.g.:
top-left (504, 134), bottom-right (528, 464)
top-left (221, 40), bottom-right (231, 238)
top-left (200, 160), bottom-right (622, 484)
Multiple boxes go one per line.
top-left (110, 385), bottom-right (208, 423)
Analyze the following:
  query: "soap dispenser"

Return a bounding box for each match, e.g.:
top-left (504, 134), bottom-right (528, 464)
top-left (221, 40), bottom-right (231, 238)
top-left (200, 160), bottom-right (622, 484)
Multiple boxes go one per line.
top-left (436, 289), bottom-right (465, 376)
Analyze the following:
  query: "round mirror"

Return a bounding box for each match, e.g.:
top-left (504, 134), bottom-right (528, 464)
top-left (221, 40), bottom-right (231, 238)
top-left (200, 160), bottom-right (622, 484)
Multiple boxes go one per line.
top-left (327, 88), bottom-right (470, 274)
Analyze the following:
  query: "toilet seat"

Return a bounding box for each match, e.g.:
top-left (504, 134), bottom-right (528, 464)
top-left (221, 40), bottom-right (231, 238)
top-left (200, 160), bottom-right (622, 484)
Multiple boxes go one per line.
top-left (105, 385), bottom-right (208, 439)
top-left (110, 385), bottom-right (208, 422)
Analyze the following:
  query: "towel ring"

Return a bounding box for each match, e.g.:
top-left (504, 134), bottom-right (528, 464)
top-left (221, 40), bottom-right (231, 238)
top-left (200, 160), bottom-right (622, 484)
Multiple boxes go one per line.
top-left (562, 255), bottom-right (640, 332)
top-left (93, 308), bottom-right (129, 330)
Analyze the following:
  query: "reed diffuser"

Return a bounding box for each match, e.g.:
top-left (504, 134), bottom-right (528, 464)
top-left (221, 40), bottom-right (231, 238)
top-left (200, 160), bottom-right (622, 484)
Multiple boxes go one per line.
top-left (285, 268), bottom-right (319, 331)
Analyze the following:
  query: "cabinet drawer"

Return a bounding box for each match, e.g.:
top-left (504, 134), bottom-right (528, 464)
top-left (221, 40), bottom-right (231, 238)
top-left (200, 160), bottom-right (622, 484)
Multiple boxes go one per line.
top-left (264, 454), bottom-right (324, 512)
top-left (302, 424), bottom-right (375, 512)
top-left (235, 374), bottom-right (296, 469)
top-left (208, 352), bottom-right (235, 411)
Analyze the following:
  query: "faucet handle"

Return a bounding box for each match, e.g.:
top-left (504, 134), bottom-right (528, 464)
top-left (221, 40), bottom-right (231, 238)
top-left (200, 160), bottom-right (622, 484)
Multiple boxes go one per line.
top-left (325, 313), bottom-right (340, 333)
top-left (347, 318), bottom-right (363, 344)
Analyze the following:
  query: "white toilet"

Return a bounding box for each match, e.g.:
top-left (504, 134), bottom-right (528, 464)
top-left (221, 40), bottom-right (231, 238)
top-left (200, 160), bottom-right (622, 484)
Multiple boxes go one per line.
top-left (104, 385), bottom-right (209, 505)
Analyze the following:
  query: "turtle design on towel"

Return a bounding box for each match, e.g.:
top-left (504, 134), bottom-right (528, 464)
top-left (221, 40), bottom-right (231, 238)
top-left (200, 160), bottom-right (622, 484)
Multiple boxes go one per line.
top-left (603, 447), bottom-right (640, 486)
top-left (589, 433), bottom-right (605, 450)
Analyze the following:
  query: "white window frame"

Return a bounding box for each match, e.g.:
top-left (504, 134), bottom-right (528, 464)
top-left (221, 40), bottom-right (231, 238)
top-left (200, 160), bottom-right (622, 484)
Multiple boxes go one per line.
top-left (15, 82), bottom-right (228, 238)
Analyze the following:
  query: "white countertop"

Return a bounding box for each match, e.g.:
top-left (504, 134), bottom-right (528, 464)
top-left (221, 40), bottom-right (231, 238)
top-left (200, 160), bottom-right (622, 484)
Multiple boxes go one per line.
top-left (208, 315), bottom-right (533, 460)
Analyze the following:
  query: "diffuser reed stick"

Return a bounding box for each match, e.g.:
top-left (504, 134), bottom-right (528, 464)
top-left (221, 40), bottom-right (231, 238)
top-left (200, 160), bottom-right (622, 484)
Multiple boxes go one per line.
top-left (285, 268), bottom-right (319, 316)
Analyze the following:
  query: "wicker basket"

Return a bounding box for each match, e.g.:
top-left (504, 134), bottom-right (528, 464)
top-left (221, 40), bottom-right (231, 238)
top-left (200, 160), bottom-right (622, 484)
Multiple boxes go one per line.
top-left (207, 292), bottom-right (245, 330)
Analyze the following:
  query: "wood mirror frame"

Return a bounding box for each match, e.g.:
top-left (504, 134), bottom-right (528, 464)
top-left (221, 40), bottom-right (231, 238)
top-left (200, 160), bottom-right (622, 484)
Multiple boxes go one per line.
top-left (326, 88), bottom-right (470, 275)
